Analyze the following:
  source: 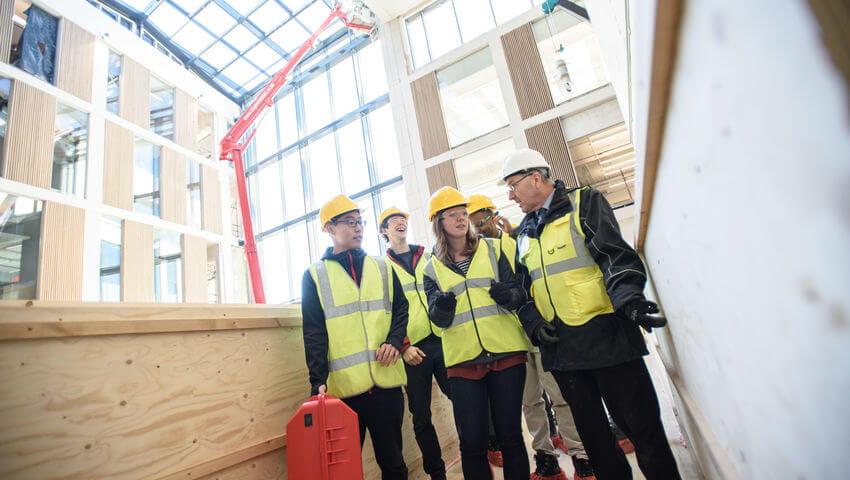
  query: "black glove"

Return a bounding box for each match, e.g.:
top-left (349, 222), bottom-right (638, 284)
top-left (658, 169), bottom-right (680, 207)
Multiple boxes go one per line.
top-left (488, 279), bottom-right (514, 307)
top-left (620, 299), bottom-right (667, 332)
top-left (534, 321), bottom-right (559, 344)
top-left (435, 291), bottom-right (457, 312)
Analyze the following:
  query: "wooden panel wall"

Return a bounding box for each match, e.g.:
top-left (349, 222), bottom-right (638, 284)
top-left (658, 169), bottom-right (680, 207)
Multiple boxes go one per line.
top-left (201, 165), bottom-right (222, 234)
top-left (160, 148), bottom-right (186, 224)
top-left (525, 119), bottom-right (578, 187)
top-left (54, 19), bottom-right (95, 102)
top-left (103, 121), bottom-right (134, 210)
top-left (182, 234), bottom-right (207, 303)
top-left (0, 303), bottom-right (460, 480)
top-left (501, 23), bottom-right (555, 120)
top-left (120, 57), bottom-right (150, 128)
top-left (1, 82), bottom-right (56, 189)
top-left (0, 0), bottom-right (13, 63)
top-left (410, 73), bottom-right (450, 160)
top-left (122, 220), bottom-right (153, 302)
top-left (425, 160), bottom-right (458, 194)
top-left (37, 202), bottom-right (84, 301)
top-left (175, 89), bottom-right (198, 151)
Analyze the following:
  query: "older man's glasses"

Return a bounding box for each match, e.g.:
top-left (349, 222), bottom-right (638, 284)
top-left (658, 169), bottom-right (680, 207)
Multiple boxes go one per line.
top-left (506, 172), bottom-right (535, 192)
top-left (439, 210), bottom-right (469, 221)
top-left (334, 218), bottom-right (366, 228)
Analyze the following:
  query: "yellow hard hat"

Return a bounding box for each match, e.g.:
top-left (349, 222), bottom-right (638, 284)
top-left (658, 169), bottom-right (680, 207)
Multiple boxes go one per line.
top-left (320, 195), bottom-right (361, 226)
top-left (467, 194), bottom-right (497, 215)
top-left (428, 187), bottom-right (467, 221)
top-left (379, 207), bottom-right (409, 227)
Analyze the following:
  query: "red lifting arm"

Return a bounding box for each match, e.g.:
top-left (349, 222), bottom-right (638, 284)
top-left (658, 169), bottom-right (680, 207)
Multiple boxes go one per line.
top-left (219, 3), bottom-right (375, 303)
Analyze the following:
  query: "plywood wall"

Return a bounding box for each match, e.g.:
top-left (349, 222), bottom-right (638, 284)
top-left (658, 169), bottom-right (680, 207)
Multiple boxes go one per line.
top-left (410, 72), bottom-right (450, 160)
top-left (182, 234), bottom-right (207, 303)
top-left (201, 164), bottom-right (222, 235)
top-left (120, 57), bottom-right (151, 128)
top-left (37, 202), bottom-right (85, 300)
top-left (1, 81), bottom-right (56, 189)
top-left (175, 89), bottom-right (198, 152)
top-left (160, 148), bottom-right (186, 224)
top-left (103, 121), bottom-right (135, 210)
top-left (121, 220), bottom-right (153, 302)
top-left (501, 23), bottom-right (555, 120)
top-left (55, 19), bottom-right (95, 102)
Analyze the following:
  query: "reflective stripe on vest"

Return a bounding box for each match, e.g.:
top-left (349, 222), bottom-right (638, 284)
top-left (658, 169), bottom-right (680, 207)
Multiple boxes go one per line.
top-left (424, 238), bottom-right (527, 367)
top-left (310, 255), bottom-right (406, 398)
top-left (517, 188), bottom-right (614, 326)
top-left (385, 252), bottom-right (441, 344)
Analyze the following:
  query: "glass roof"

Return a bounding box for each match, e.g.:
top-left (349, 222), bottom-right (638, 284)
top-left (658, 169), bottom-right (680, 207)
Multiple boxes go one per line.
top-left (93, 0), bottom-right (350, 103)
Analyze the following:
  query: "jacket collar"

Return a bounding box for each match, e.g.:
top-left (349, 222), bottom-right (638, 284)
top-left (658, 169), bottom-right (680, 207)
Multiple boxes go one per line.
top-left (321, 247), bottom-right (367, 262)
top-left (515, 180), bottom-right (579, 237)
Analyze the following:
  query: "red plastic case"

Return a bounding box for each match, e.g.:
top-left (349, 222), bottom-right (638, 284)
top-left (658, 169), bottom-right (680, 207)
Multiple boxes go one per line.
top-left (286, 394), bottom-right (363, 480)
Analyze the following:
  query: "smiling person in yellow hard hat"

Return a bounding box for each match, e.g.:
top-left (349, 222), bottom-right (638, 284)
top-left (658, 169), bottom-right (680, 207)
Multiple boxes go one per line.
top-left (379, 207), bottom-right (451, 480)
top-left (301, 194), bottom-right (410, 480)
top-left (422, 186), bottom-right (532, 480)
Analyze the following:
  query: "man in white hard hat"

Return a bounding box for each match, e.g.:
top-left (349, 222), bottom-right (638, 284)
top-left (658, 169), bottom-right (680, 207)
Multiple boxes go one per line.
top-left (501, 148), bottom-right (680, 480)
top-left (301, 195), bottom-right (410, 479)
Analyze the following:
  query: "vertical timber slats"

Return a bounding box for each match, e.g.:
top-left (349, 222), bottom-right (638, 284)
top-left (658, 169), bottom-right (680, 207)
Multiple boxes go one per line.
top-left (175, 89), bottom-right (198, 151)
top-left (37, 202), bottom-right (84, 300)
top-left (182, 235), bottom-right (207, 303)
top-left (161, 148), bottom-right (187, 224)
top-left (410, 72), bottom-right (450, 159)
top-left (103, 121), bottom-right (134, 210)
top-left (0, 0), bottom-right (13, 63)
top-left (55, 19), bottom-right (95, 102)
top-left (201, 164), bottom-right (222, 234)
top-left (525, 119), bottom-right (578, 187)
top-left (425, 161), bottom-right (458, 194)
top-left (501, 23), bottom-right (555, 120)
top-left (120, 57), bottom-right (150, 128)
top-left (1, 81), bottom-right (56, 188)
top-left (122, 220), bottom-right (154, 302)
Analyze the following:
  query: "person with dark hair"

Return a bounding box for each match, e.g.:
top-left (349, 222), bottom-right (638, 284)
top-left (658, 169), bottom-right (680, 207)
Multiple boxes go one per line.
top-left (422, 187), bottom-right (531, 480)
top-left (301, 195), bottom-right (409, 480)
top-left (379, 207), bottom-right (450, 480)
top-left (502, 148), bottom-right (680, 480)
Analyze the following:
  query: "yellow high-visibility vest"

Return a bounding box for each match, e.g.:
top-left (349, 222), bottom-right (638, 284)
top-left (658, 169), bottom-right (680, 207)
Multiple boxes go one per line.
top-left (424, 238), bottom-right (527, 367)
top-left (517, 187), bottom-right (614, 326)
top-left (309, 255), bottom-right (407, 398)
top-left (385, 252), bottom-right (442, 345)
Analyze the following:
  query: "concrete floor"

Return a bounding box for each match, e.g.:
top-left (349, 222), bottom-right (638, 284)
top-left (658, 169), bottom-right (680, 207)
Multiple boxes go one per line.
top-left (444, 344), bottom-right (704, 479)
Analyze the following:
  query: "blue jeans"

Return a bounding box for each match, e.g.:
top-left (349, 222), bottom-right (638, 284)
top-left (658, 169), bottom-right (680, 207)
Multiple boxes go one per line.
top-left (449, 363), bottom-right (529, 480)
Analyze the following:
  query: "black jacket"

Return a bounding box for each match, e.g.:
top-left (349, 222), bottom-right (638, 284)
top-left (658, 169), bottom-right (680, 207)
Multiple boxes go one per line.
top-left (514, 181), bottom-right (648, 371)
top-left (301, 247), bottom-right (409, 395)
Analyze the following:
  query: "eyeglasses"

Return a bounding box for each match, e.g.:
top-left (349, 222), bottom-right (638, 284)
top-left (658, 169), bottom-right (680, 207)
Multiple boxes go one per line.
top-left (387, 216), bottom-right (407, 225)
top-left (506, 172), bottom-right (535, 192)
top-left (333, 218), bottom-right (366, 228)
top-left (439, 210), bottom-right (469, 221)
top-left (473, 211), bottom-right (495, 228)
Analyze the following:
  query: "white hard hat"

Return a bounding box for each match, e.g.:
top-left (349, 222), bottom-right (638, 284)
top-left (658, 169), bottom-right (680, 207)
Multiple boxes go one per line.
top-left (499, 148), bottom-right (550, 185)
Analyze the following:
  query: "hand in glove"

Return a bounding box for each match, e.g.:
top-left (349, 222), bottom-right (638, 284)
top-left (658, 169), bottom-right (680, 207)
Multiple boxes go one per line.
top-left (488, 279), bottom-right (514, 307)
top-left (534, 321), bottom-right (559, 344)
top-left (435, 291), bottom-right (457, 312)
top-left (621, 299), bottom-right (667, 332)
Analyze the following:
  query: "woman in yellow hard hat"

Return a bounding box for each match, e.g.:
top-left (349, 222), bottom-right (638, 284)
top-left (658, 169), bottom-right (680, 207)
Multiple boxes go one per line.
top-left (422, 187), bottom-right (532, 480)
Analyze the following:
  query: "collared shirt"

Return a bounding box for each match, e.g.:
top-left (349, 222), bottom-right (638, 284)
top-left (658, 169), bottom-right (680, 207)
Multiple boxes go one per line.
top-left (541, 188), bottom-right (556, 211)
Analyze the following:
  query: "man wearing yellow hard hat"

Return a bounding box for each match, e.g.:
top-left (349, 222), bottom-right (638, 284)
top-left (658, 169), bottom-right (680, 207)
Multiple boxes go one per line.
top-left (379, 207), bottom-right (450, 480)
top-left (301, 195), bottom-right (410, 479)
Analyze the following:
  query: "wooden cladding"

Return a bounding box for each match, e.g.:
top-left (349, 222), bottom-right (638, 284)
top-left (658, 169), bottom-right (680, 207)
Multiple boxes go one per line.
top-left (425, 161), bottom-right (458, 194)
top-left (182, 235), bottom-right (207, 303)
top-left (0, 0), bottom-right (13, 63)
top-left (411, 72), bottom-right (450, 160)
top-left (37, 202), bottom-right (84, 301)
top-left (525, 119), bottom-right (578, 187)
top-left (1, 81), bottom-right (56, 189)
top-left (122, 220), bottom-right (154, 302)
top-left (501, 23), bottom-right (554, 120)
top-left (119, 57), bottom-right (150, 128)
top-left (201, 165), bottom-right (222, 234)
top-left (175, 89), bottom-right (198, 151)
top-left (103, 121), bottom-right (134, 210)
top-left (160, 148), bottom-right (187, 224)
top-left (55, 19), bottom-right (95, 102)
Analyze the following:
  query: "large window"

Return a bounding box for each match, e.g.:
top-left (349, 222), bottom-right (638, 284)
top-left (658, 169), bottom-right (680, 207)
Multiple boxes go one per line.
top-left (106, 51), bottom-right (121, 115)
top-left (52, 103), bottom-right (88, 197)
top-left (453, 138), bottom-right (523, 224)
top-left (436, 48), bottom-right (509, 147)
top-left (154, 230), bottom-right (182, 303)
top-left (99, 217), bottom-right (121, 302)
top-left (567, 122), bottom-right (636, 207)
top-left (150, 76), bottom-right (175, 140)
top-left (133, 139), bottom-right (161, 216)
top-left (0, 77), bottom-right (10, 173)
top-left (0, 195), bottom-right (42, 300)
